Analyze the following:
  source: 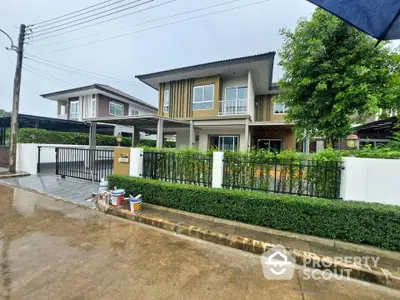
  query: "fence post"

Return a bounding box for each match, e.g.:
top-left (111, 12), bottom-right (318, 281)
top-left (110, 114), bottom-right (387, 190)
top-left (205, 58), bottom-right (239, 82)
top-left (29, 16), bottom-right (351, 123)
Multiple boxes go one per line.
top-left (212, 151), bottom-right (224, 188)
top-left (37, 146), bottom-right (41, 174)
top-left (130, 148), bottom-right (144, 177)
top-left (55, 148), bottom-right (59, 175)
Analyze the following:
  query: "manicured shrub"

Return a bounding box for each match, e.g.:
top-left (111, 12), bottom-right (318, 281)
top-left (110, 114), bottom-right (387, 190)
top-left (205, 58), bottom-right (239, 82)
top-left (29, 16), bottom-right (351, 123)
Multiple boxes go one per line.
top-left (17, 128), bottom-right (176, 148)
top-left (108, 175), bottom-right (400, 251)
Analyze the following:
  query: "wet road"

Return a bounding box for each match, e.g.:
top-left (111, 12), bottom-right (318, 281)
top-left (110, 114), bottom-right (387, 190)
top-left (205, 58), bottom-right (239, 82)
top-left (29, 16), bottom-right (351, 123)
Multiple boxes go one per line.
top-left (1, 184), bottom-right (399, 300)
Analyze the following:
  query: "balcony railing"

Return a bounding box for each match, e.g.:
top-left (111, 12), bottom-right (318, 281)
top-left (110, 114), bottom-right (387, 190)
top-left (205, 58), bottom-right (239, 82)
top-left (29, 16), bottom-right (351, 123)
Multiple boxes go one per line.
top-left (218, 99), bottom-right (247, 116)
top-left (57, 114), bottom-right (68, 120)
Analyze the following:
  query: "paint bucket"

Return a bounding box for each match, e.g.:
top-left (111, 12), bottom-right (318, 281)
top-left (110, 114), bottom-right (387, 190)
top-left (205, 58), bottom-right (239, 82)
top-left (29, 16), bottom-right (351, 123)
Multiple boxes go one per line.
top-left (129, 194), bottom-right (142, 214)
top-left (111, 189), bottom-right (125, 207)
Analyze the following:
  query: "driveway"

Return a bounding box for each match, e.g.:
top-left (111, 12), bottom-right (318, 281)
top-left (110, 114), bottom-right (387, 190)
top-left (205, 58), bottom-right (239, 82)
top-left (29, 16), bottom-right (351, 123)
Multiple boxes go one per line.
top-left (0, 184), bottom-right (399, 300)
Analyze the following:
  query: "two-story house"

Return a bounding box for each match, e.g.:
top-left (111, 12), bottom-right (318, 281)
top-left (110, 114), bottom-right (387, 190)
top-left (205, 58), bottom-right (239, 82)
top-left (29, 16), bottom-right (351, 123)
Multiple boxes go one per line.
top-left (136, 52), bottom-right (295, 152)
top-left (41, 84), bottom-right (158, 137)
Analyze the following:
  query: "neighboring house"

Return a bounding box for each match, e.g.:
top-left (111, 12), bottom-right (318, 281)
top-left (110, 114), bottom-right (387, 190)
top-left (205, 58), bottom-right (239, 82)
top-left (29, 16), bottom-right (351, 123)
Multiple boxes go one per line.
top-left (41, 84), bottom-right (158, 138)
top-left (136, 52), bottom-right (295, 152)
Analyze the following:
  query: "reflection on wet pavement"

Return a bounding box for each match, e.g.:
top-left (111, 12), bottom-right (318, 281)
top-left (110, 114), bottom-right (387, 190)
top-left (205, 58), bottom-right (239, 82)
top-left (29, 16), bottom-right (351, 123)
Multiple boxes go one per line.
top-left (0, 184), bottom-right (400, 300)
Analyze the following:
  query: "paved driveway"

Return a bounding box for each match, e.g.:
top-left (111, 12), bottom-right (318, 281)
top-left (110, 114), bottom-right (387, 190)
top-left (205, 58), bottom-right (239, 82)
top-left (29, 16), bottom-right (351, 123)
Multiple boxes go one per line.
top-left (1, 184), bottom-right (399, 300)
top-left (0, 172), bottom-right (97, 207)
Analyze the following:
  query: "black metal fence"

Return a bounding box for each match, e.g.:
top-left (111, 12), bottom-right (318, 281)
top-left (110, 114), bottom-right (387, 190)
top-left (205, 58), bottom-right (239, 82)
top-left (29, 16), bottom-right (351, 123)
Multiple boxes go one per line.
top-left (222, 157), bottom-right (343, 199)
top-left (55, 147), bottom-right (114, 181)
top-left (143, 151), bottom-right (213, 187)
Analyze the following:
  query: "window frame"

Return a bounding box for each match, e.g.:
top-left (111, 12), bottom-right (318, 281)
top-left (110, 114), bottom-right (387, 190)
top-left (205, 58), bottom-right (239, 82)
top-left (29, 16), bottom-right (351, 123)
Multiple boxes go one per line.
top-left (70, 101), bottom-right (80, 119)
top-left (91, 97), bottom-right (96, 118)
top-left (109, 101), bottom-right (124, 116)
top-left (163, 90), bottom-right (170, 113)
top-left (273, 102), bottom-right (289, 114)
top-left (257, 139), bottom-right (282, 152)
top-left (225, 86), bottom-right (248, 101)
top-left (208, 135), bottom-right (239, 151)
top-left (193, 84), bottom-right (214, 111)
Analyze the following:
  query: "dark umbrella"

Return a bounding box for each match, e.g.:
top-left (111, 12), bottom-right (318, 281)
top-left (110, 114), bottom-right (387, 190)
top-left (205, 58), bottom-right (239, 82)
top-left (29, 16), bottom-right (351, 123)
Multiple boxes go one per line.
top-left (307, 0), bottom-right (400, 43)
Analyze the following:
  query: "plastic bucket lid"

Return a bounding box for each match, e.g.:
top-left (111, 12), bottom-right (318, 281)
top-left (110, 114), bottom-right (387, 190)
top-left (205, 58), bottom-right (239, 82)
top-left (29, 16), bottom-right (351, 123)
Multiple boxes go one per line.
top-left (111, 189), bottom-right (125, 195)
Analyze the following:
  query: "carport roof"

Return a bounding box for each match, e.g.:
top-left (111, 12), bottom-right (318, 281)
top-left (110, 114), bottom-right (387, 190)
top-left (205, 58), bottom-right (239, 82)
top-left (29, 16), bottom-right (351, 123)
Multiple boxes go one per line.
top-left (87, 115), bottom-right (190, 134)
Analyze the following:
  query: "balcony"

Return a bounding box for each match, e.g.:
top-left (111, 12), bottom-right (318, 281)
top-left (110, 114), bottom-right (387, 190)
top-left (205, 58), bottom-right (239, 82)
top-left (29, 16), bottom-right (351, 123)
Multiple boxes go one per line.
top-left (57, 114), bottom-right (68, 120)
top-left (218, 100), bottom-right (247, 116)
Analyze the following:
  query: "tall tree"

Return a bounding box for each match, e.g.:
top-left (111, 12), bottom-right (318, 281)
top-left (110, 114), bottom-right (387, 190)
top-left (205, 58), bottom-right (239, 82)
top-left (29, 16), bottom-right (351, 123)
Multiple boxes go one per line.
top-left (0, 109), bottom-right (11, 117)
top-left (275, 9), bottom-right (400, 142)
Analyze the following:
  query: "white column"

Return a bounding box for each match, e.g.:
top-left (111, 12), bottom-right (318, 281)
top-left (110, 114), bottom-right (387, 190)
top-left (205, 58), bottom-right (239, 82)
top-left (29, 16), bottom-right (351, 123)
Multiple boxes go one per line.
top-left (130, 148), bottom-right (144, 177)
top-left (212, 151), bottom-right (224, 188)
top-left (244, 119), bottom-right (250, 151)
top-left (189, 120), bottom-right (195, 148)
top-left (156, 118), bottom-right (164, 148)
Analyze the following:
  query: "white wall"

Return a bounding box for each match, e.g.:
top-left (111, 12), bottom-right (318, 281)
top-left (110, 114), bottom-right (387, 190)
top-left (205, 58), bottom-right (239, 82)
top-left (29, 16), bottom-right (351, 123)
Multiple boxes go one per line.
top-left (176, 129), bottom-right (190, 149)
top-left (248, 71), bottom-right (255, 121)
top-left (340, 157), bottom-right (400, 206)
top-left (128, 104), bottom-right (156, 116)
top-left (16, 143), bottom-right (115, 175)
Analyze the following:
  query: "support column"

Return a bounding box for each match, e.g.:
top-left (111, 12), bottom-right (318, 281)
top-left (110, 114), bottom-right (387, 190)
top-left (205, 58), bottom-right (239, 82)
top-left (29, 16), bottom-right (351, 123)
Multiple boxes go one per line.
top-left (88, 122), bottom-right (96, 170)
top-left (89, 122), bottom-right (97, 150)
top-left (303, 136), bottom-right (310, 154)
top-left (131, 126), bottom-right (140, 147)
top-left (244, 119), bottom-right (250, 151)
top-left (189, 120), bottom-right (195, 149)
top-left (156, 118), bottom-right (164, 148)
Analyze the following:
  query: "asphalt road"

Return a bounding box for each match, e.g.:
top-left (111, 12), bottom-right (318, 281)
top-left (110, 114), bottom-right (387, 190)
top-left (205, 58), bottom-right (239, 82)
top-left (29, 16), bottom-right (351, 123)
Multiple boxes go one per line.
top-left (0, 183), bottom-right (399, 300)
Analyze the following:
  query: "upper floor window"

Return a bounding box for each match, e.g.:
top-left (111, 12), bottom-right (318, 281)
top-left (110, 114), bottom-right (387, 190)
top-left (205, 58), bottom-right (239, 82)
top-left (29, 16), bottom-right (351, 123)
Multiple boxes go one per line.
top-left (163, 90), bottom-right (170, 113)
top-left (131, 109), bottom-right (139, 116)
top-left (70, 101), bottom-right (80, 119)
top-left (109, 102), bottom-right (123, 116)
top-left (91, 97), bottom-right (96, 118)
top-left (225, 86), bottom-right (248, 101)
top-left (193, 84), bottom-right (214, 110)
top-left (273, 103), bottom-right (289, 114)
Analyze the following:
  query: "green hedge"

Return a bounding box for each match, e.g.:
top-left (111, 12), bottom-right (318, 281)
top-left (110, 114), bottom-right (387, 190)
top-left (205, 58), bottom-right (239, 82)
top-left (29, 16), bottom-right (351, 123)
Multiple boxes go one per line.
top-left (18, 128), bottom-right (176, 147)
top-left (108, 175), bottom-right (400, 251)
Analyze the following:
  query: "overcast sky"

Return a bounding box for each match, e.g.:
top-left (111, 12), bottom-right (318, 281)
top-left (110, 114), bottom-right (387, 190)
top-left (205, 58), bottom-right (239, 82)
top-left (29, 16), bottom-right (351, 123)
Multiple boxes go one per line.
top-left (0, 0), bottom-right (316, 117)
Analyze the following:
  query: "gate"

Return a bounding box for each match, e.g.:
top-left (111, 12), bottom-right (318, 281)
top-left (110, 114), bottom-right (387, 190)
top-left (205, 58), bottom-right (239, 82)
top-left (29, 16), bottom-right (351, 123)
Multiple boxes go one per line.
top-left (0, 146), bottom-right (10, 168)
top-left (55, 147), bottom-right (114, 182)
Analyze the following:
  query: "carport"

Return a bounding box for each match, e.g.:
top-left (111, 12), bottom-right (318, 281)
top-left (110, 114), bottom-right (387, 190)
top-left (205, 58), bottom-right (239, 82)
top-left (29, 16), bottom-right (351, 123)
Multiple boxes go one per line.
top-left (86, 115), bottom-right (194, 148)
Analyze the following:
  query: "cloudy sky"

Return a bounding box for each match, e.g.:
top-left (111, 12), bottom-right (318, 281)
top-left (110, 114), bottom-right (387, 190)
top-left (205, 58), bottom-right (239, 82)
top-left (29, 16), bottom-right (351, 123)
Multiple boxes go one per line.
top-left (0, 0), bottom-right (316, 117)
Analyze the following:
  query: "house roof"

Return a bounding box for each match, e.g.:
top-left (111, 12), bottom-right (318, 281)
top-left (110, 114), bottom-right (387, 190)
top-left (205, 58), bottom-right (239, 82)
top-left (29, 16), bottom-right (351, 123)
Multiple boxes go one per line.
top-left (135, 52), bottom-right (276, 92)
top-left (41, 84), bottom-right (157, 111)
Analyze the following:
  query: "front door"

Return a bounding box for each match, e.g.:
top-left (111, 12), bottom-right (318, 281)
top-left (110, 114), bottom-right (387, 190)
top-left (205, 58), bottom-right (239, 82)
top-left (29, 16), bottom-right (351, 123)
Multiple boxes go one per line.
top-left (257, 139), bottom-right (282, 153)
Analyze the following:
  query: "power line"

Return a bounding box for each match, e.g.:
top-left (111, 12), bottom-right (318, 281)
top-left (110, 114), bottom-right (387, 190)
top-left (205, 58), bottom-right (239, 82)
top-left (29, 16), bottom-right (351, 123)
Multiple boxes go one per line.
top-left (38, 0), bottom-right (270, 54)
top-left (34, 0), bottom-right (243, 47)
top-left (30, 0), bottom-right (155, 38)
top-left (23, 65), bottom-right (72, 87)
top-left (32, 0), bottom-right (126, 29)
top-left (32, 0), bottom-right (144, 33)
top-left (24, 54), bottom-right (144, 87)
top-left (30, 0), bottom-right (116, 26)
top-left (31, 0), bottom-right (175, 42)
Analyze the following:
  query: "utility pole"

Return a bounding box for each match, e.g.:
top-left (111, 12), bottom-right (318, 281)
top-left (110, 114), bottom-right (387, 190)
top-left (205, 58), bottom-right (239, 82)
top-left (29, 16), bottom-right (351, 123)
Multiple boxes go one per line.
top-left (8, 24), bottom-right (26, 173)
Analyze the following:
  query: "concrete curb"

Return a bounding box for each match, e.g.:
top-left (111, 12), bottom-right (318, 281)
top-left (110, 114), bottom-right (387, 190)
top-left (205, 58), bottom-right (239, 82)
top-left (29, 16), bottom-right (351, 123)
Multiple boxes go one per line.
top-left (142, 203), bottom-right (400, 261)
top-left (0, 172), bottom-right (30, 179)
top-left (104, 204), bottom-right (400, 291)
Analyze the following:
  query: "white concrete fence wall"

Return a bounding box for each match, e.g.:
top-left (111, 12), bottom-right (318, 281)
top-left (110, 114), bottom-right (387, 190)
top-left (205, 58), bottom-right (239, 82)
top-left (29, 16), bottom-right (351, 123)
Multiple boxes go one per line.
top-left (16, 145), bottom-right (400, 206)
top-left (16, 143), bottom-right (115, 175)
top-left (340, 157), bottom-right (400, 206)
